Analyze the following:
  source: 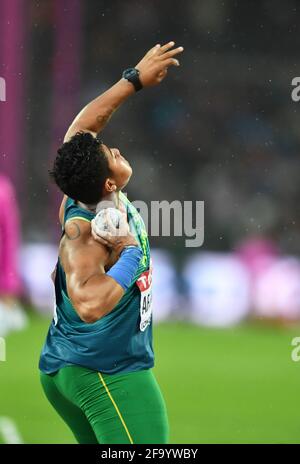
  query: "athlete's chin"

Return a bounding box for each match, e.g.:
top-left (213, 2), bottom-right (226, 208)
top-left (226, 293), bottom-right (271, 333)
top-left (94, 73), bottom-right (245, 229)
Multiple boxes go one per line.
top-left (124, 162), bottom-right (133, 178)
top-left (122, 156), bottom-right (131, 168)
top-left (121, 169), bottom-right (133, 189)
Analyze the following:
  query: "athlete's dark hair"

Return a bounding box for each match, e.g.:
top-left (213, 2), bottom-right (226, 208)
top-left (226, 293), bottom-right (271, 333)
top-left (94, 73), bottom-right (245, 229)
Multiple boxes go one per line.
top-left (49, 132), bottom-right (111, 204)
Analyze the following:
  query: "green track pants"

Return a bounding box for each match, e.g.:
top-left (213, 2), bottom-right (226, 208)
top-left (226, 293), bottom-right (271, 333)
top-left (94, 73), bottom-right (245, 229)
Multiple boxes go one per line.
top-left (40, 366), bottom-right (169, 444)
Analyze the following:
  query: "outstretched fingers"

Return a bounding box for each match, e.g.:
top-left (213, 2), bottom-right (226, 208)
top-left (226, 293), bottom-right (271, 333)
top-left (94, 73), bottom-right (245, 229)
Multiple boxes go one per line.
top-left (162, 58), bottom-right (179, 67)
top-left (158, 41), bottom-right (175, 53)
top-left (147, 42), bottom-right (184, 60)
top-left (147, 44), bottom-right (161, 56)
top-left (159, 44), bottom-right (184, 69)
top-left (160, 46), bottom-right (184, 60)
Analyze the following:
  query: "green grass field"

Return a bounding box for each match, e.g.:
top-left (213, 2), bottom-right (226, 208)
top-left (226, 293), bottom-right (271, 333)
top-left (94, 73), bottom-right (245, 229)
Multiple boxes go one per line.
top-left (1, 312), bottom-right (300, 444)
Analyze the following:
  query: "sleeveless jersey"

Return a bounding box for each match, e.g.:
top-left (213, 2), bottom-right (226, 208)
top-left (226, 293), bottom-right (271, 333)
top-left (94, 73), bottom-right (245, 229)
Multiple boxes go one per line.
top-left (39, 192), bottom-right (154, 374)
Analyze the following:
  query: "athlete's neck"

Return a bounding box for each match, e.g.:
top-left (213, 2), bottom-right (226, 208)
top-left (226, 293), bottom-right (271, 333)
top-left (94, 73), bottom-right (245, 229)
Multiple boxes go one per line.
top-left (78, 192), bottom-right (120, 213)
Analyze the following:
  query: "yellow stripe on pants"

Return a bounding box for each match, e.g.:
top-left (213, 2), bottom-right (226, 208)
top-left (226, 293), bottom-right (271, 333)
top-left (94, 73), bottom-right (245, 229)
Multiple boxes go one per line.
top-left (97, 372), bottom-right (134, 444)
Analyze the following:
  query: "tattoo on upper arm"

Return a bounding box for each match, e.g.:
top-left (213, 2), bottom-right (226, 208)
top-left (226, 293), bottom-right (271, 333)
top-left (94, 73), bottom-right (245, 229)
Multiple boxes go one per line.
top-left (96, 113), bottom-right (111, 126)
top-left (65, 222), bottom-right (81, 240)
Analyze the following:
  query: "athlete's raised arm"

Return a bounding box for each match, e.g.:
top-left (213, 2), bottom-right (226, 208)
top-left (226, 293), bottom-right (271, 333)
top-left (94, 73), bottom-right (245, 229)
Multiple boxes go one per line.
top-left (64, 41), bottom-right (184, 142)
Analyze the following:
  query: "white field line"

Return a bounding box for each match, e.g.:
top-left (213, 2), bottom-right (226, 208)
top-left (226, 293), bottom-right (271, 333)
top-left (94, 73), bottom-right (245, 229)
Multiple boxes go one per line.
top-left (0, 417), bottom-right (23, 444)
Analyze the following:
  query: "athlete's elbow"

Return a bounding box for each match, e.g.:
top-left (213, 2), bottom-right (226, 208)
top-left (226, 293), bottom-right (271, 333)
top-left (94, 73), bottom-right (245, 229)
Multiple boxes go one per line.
top-left (76, 302), bottom-right (105, 323)
top-left (70, 283), bottom-right (124, 323)
top-left (75, 298), bottom-right (117, 324)
top-left (78, 307), bottom-right (100, 323)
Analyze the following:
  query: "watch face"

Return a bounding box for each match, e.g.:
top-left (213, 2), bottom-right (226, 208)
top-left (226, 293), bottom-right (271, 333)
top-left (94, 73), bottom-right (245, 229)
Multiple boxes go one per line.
top-left (123, 68), bottom-right (142, 90)
top-left (125, 68), bottom-right (137, 79)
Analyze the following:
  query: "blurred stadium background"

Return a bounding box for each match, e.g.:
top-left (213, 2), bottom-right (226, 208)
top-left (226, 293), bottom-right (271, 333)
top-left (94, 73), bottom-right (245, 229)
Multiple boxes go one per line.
top-left (1, 0), bottom-right (300, 444)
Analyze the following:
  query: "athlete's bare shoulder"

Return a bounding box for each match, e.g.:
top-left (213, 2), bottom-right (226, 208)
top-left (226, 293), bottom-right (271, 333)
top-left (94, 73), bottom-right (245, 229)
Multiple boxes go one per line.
top-left (64, 218), bottom-right (90, 242)
top-left (59, 195), bottom-right (68, 226)
top-left (60, 218), bottom-right (110, 276)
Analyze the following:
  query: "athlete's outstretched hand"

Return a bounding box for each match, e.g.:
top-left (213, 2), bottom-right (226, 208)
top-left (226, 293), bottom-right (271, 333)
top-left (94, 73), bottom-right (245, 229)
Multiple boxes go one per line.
top-left (135, 41), bottom-right (184, 87)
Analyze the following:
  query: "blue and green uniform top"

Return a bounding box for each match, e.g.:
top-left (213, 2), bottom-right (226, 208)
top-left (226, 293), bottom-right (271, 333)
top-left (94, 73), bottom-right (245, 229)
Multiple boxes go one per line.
top-left (39, 192), bottom-right (154, 375)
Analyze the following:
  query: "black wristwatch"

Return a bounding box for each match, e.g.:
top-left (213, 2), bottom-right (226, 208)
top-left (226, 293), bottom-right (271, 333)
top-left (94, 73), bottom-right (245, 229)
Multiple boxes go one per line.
top-left (122, 68), bottom-right (143, 92)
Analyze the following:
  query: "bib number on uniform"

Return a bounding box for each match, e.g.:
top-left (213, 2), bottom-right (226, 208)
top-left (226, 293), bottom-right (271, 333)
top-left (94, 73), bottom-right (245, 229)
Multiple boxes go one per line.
top-left (136, 267), bottom-right (153, 332)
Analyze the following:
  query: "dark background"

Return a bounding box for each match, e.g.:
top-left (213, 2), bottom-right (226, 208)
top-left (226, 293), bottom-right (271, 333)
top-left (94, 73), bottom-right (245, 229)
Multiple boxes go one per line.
top-left (2, 0), bottom-right (300, 258)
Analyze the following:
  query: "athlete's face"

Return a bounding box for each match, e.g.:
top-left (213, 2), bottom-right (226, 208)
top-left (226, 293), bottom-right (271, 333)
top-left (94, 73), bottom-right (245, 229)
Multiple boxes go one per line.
top-left (100, 143), bottom-right (132, 193)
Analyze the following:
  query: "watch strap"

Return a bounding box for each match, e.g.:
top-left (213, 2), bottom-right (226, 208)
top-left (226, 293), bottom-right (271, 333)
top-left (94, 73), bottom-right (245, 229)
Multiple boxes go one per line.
top-left (122, 68), bottom-right (143, 92)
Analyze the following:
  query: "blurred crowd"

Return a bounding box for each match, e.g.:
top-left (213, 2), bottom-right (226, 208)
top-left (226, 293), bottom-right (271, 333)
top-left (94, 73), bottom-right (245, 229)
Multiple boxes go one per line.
top-left (19, 0), bottom-right (300, 255)
top-left (0, 175), bottom-right (27, 336)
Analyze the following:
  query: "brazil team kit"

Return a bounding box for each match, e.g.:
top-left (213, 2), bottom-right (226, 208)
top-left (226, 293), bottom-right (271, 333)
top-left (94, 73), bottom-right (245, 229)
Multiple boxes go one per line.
top-left (39, 193), bottom-right (169, 444)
